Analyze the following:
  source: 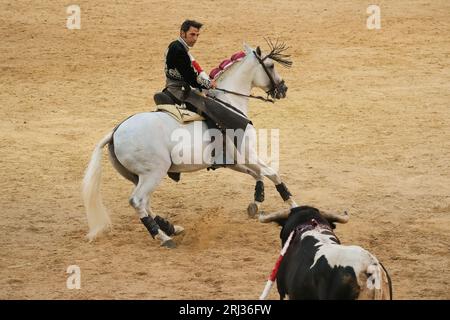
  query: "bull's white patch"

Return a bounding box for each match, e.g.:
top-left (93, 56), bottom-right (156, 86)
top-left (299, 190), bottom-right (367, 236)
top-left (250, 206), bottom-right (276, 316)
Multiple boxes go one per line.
top-left (307, 230), bottom-right (382, 290)
top-left (366, 264), bottom-right (382, 290)
top-left (301, 228), bottom-right (337, 245)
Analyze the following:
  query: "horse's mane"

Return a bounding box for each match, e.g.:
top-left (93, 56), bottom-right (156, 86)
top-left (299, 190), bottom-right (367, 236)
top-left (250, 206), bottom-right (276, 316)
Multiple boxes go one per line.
top-left (209, 51), bottom-right (246, 81)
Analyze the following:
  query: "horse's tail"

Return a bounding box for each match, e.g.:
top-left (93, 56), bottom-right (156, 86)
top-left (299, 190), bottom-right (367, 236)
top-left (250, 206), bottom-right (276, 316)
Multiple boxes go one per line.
top-left (82, 131), bottom-right (114, 241)
top-left (379, 262), bottom-right (393, 300)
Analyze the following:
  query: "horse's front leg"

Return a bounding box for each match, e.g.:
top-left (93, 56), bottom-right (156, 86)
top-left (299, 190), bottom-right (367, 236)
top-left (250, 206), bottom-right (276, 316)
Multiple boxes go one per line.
top-left (246, 159), bottom-right (298, 209)
top-left (228, 164), bottom-right (265, 218)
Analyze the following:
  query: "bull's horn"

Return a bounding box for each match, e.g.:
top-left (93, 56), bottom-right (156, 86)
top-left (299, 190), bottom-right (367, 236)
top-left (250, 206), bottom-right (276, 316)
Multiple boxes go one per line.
top-left (258, 209), bottom-right (290, 223)
top-left (321, 210), bottom-right (350, 224)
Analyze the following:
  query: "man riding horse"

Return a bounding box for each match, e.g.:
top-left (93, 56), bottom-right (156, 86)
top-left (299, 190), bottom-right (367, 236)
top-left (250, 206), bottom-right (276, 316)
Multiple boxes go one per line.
top-left (82, 27), bottom-right (296, 248)
top-left (156, 19), bottom-right (253, 132)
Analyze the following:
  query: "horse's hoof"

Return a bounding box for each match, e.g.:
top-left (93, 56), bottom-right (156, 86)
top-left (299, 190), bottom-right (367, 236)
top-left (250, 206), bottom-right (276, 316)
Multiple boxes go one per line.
top-left (173, 225), bottom-right (185, 236)
top-left (247, 202), bottom-right (259, 218)
top-left (161, 239), bottom-right (176, 249)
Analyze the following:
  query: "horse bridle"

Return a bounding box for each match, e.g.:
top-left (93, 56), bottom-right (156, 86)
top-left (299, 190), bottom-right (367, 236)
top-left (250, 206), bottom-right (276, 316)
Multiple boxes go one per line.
top-left (212, 50), bottom-right (287, 103)
top-left (253, 51), bottom-right (287, 100)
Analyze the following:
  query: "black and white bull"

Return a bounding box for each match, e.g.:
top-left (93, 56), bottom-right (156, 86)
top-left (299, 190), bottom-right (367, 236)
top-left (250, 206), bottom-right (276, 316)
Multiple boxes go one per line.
top-left (259, 206), bottom-right (392, 300)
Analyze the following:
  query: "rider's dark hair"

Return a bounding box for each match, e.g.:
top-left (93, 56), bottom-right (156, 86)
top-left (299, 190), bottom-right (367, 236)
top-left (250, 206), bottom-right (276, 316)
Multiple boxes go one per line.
top-left (180, 20), bottom-right (203, 32)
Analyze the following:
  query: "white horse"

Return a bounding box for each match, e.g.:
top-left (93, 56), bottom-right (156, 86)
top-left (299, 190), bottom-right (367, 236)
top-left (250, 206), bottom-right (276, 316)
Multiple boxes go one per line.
top-left (82, 42), bottom-right (298, 248)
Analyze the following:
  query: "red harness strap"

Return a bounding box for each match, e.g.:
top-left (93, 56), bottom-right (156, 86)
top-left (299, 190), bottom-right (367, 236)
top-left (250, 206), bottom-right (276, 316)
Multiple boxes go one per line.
top-left (259, 230), bottom-right (295, 300)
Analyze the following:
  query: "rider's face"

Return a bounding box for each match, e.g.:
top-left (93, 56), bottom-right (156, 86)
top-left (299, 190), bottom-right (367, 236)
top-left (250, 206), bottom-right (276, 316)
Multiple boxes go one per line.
top-left (180, 27), bottom-right (200, 47)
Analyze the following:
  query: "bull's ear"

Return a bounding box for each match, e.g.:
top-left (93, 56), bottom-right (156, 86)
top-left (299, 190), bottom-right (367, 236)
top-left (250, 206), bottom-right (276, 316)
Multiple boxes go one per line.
top-left (256, 46), bottom-right (262, 57)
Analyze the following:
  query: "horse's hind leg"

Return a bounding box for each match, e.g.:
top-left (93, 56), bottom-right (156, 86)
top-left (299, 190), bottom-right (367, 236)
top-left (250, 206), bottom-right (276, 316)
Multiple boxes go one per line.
top-left (146, 206), bottom-right (185, 236)
top-left (109, 143), bottom-right (183, 237)
top-left (129, 170), bottom-right (176, 248)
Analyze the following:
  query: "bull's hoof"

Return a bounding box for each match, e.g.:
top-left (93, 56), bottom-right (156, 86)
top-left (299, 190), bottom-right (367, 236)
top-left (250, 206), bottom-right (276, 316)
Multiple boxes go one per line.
top-left (161, 239), bottom-right (176, 249)
top-left (173, 225), bottom-right (185, 236)
top-left (247, 202), bottom-right (259, 218)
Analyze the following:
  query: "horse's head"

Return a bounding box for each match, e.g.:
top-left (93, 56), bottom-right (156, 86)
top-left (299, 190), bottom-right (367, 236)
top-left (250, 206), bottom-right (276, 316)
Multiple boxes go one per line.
top-left (244, 39), bottom-right (291, 100)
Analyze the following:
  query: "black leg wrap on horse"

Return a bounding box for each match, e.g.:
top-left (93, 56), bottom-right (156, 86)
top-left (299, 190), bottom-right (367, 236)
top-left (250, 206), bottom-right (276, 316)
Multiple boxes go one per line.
top-left (154, 215), bottom-right (175, 236)
top-left (276, 182), bottom-right (292, 201)
top-left (140, 216), bottom-right (160, 238)
top-left (254, 181), bottom-right (265, 203)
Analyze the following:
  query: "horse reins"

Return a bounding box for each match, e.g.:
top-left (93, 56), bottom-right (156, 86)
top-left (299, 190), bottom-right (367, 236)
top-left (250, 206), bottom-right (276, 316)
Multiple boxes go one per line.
top-left (212, 87), bottom-right (275, 103)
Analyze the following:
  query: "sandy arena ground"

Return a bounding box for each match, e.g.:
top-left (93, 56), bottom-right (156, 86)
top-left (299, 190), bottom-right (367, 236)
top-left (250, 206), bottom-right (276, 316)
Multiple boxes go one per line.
top-left (1, 0), bottom-right (449, 299)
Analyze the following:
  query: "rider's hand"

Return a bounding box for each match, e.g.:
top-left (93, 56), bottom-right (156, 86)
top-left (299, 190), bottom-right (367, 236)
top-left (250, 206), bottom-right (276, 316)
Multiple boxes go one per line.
top-left (209, 79), bottom-right (217, 89)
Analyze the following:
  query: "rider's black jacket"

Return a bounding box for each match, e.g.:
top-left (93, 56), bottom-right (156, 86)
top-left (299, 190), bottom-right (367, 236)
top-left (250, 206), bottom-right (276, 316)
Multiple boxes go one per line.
top-left (165, 40), bottom-right (207, 90)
